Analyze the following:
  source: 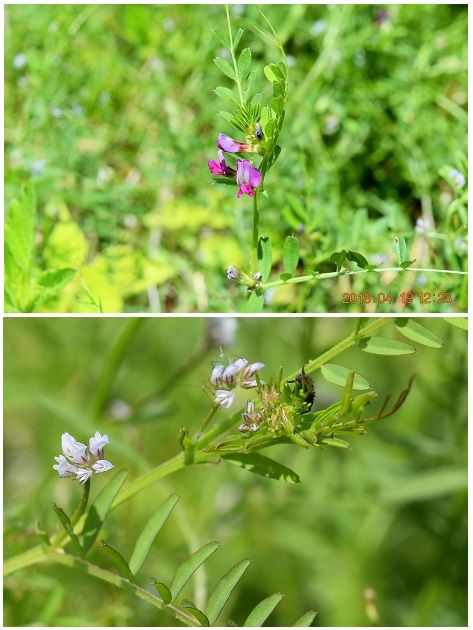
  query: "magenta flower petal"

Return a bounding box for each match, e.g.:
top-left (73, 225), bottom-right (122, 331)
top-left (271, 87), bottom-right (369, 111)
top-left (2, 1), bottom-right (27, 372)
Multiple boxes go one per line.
top-left (237, 183), bottom-right (254, 198)
top-left (248, 166), bottom-right (262, 188)
top-left (208, 159), bottom-right (225, 175)
top-left (218, 133), bottom-right (241, 153)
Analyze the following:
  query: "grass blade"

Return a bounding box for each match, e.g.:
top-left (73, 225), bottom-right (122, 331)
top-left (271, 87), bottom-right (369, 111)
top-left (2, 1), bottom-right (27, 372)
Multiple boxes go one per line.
top-left (129, 494), bottom-right (179, 575)
top-left (244, 592), bottom-right (283, 626)
top-left (170, 541), bottom-right (220, 603)
top-left (206, 558), bottom-right (251, 624)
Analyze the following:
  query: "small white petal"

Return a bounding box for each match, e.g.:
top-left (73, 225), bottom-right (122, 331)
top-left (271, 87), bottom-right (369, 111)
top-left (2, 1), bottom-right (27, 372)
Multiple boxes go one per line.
top-left (241, 379), bottom-right (259, 389)
top-left (92, 459), bottom-right (114, 474)
top-left (242, 362), bottom-right (265, 378)
top-left (210, 364), bottom-right (225, 386)
top-left (75, 468), bottom-right (93, 484)
top-left (89, 431), bottom-right (110, 457)
top-left (52, 454), bottom-right (78, 478)
top-left (61, 432), bottom-right (88, 463)
top-left (214, 389), bottom-right (235, 409)
top-left (223, 359), bottom-right (248, 384)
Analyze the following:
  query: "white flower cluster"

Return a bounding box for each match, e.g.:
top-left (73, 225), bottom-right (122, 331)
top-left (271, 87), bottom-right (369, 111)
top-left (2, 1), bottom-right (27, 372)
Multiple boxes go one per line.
top-left (211, 358), bottom-right (264, 409)
top-left (53, 431), bottom-right (114, 484)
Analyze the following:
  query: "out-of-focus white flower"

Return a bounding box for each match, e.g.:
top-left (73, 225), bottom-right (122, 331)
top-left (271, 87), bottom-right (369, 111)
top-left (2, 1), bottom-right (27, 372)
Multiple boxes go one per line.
top-left (208, 318), bottom-right (238, 347)
top-left (31, 159), bottom-right (46, 177)
top-left (53, 431), bottom-right (114, 484)
top-left (215, 390), bottom-right (235, 409)
top-left (449, 168), bottom-right (465, 190)
top-left (13, 53), bottom-right (27, 70)
top-left (285, 55), bottom-right (296, 68)
top-left (310, 19), bottom-right (326, 37)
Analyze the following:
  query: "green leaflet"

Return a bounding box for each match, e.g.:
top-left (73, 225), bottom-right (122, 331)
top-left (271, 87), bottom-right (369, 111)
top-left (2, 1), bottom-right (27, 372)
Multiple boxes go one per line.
top-left (359, 336), bottom-right (416, 355)
top-left (321, 363), bottom-right (370, 391)
top-left (246, 291), bottom-right (264, 313)
top-left (395, 319), bottom-right (444, 348)
top-left (258, 236), bottom-right (272, 282)
top-left (52, 504), bottom-right (83, 558)
top-left (443, 317), bottom-right (468, 331)
top-left (244, 592), bottom-right (283, 626)
top-left (129, 494), bottom-right (179, 575)
top-left (222, 452), bottom-right (300, 483)
top-left (282, 235), bottom-right (299, 275)
top-left (99, 540), bottom-right (134, 581)
top-left (170, 541), bottom-right (220, 602)
top-left (152, 581), bottom-right (172, 604)
top-left (206, 559), bottom-right (252, 624)
top-left (81, 469), bottom-right (128, 553)
top-left (293, 610), bottom-right (318, 626)
top-left (214, 56), bottom-right (236, 80)
top-left (392, 235), bottom-right (407, 266)
top-left (238, 48), bottom-right (252, 78)
top-left (5, 184), bottom-right (35, 272)
top-left (181, 600), bottom-right (210, 626)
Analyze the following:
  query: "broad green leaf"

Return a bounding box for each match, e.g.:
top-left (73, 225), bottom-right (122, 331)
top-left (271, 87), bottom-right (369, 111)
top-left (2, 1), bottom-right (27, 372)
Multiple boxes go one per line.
top-left (222, 453), bottom-right (300, 483)
top-left (181, 601), bottom-right (210, 626)
top-left (346, 250), bottom-right (369, 269)
top-left (246, 292), bottom-right (264, 313)
top-left (214, 86), bottom-right (239, 104)
top-left (99, 540), bottom-right (134, 580)
top-left (214, 57), bottom-right (236, 81)
top-left (321, 364), bottom-right (370, 391)
top-left (81, 469), bottom-right (127, 553)
top-left (170, 541), bottom-right (220, 602)
top-left (393, 236), bottom-right (407, 266)
top-left (206, 559), bottom-right (251, 624)
top-left (244, 592), bottom-right (283, 626)
top-left (233, 27), bottom-right (244, 50)
top-left (52, 504), bottom-right (83, 557)
top-left (293, 610), bottom-right (318, 626)
top-left (129, 494), bottom-right (179, 575)
top-left (359, 336), bottom-right (415, 355)
top-left (258, 236), bottom-right (272, 282)
top-left (152, 581), bottom-right (172, 604)
top-left (443, 317), bottom-right (468, 331)
top-left (282, 235), bottom-right (299, 275)
top-left (395, 319), bottom-right (444, 348)
top-left (380, 468), bottom-right (466, 504)
top-left (5, 184), bottom-right (35, 272)
top-left (238, 48), bottom-right (252, 78)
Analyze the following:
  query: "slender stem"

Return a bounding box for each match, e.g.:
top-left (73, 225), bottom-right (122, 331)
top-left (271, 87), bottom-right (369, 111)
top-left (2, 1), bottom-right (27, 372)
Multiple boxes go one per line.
top-left (226, 4), bottom-right (244, 106)
top-left (251, 192), bottom-right (260, 275)
top-left (199, 403), bottom-right (220, 433)
top-left (50, 479), bottom-right (90, 547)
top-left (259, 266), bottom-right (467, 290)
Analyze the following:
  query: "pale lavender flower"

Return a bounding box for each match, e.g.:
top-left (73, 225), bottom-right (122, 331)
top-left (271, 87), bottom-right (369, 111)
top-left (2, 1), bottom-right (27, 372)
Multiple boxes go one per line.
top-left (227, 266), bottom-right (241, 280)
top-left (53, 431), bottom-right (114, 484)
top-left (217, 133), bottom-right (260, 154)
top-left (13, 53), bottom-right (27, 70)
top-left (215, 389), bottom-right (235, 409)
top-left (210, 358), bottom-right (264, 409)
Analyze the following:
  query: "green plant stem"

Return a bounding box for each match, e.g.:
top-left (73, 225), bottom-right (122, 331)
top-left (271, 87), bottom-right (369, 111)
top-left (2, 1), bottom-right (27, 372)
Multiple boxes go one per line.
top-left (90, 318), bottom-right (144, 421)
top-left (259, 266), bottom-right (467, 290)
top-left (226, 4), bottom-right (244, 106)
top-left (51, 479), bottom-right (90, 547)
top-left (199, 403), bottom-right (220, 433)
top-left (251, 192), bottom-right (260, 275)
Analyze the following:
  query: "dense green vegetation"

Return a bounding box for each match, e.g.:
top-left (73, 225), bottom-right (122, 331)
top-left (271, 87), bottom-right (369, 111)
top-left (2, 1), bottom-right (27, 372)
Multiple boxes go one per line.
top-left (5, 5), bottom-right (467, 312)
top-left (4, 317), bottom-right (467, 625)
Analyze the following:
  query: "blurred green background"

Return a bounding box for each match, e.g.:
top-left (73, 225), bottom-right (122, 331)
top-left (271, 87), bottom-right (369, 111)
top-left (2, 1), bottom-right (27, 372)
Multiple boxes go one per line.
top-left (4, 4), bottom-right (468, 313)
top-left (4, 317), bottom-right (467, 626)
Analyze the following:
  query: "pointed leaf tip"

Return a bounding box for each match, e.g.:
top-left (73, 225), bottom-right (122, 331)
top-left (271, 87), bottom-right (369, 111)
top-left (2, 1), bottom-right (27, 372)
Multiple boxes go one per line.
top-left (206, 559), bottom-right (252, 624)
top-left (244, 592), bottom-right (283, 626)
top-left (170, 540), bottom-right (220, 602)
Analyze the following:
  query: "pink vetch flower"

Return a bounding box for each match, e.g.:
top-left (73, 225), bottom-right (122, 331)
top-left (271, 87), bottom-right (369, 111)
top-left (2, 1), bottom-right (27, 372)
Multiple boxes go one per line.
top-left (217, 133), bottom-right (260, 154)
top-left (208, 149), bottom-right (236, 177)
top-left (236, 160), bottom-right (262, 198)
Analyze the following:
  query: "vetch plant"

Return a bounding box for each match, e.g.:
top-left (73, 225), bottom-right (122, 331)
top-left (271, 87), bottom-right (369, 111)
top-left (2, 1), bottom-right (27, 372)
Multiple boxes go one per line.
top-left (4, 317), bottom-right (464, 626)
top-left (209, 8), bottom-right (467, 312)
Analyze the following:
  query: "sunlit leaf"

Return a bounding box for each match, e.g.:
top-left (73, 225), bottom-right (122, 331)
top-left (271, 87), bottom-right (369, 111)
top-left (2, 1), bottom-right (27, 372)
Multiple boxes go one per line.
top-left (5, 184), bottom-right (35, 272)
top-left (170, 541), bottom-right (220, 602)
top-left (222, 452), bottom-right (300, 483)
top-left (321, 364), bottom-right (370, 390)
top-left (443, 317), bottom-right (468, 331)
top-left (359, 337), bottom-right (415, 355)
top-left (282, 235), bottom-right (299, 275)
top-left (293, 610), bottom-right (318, 626)
top-left (244, 592), bottom-right (283, 626)
top-left (238, 48), bottom-right (252, 78)
top-left (394, 319), bottom-right (444, 348)
top-left (214, 57), bottom-right (236, 80)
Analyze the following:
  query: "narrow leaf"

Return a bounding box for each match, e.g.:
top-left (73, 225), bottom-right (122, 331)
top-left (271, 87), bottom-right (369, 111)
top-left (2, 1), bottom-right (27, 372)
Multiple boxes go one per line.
top-left (346, 250), bottom-right (369, 269)
top-left (82, 469), bottom-right (127, 553)
top-left (206, 559), bottom-right (252, 624)
top-left (233, 27), bottom-right (244, 50)
top-left (52, 504), bottom-right (83, 557)
top-left (170, 541), bottom-right (220, 603)
top-left (359, 336), bottom-right (416, 356)
top-left (5, 184), bottom-right (35, 272)
top-left (244, 592), bottom-right (283, 626)
top-left (443, 317), bottom-right (467, 331)
top-left (393, 236), bottom-right (407, 266)
top-left (246, 292), bottom-right (264, 313)
top-left (99, 540), bottom-right (134, 581)
top-left (320, 437), bottom-right (351, 449)
top-left (151, 580), bottom-right (172, 604)
top-left (293, 610), bottom-right (318, 626)
top-left (258, 236), bottom-right (272, 282)
top-left (222, 452), bottom-right (300, 484)
top-left (214, 86), bottom-right (239, 104)
top-left (129, 494), bottom-right (179, 575)
top-left (321, 364), bottom-right (370, 390)
top-left (395, 319), bottom-right (444, 348)
top-left (238, 48), bottom-right (252, 78)
top-left (282, 235), bottom-right (299, 275)
top-left (214, 57), bottom-right (236, 80)
top-left (181, 600), bottom-right (210, 626)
